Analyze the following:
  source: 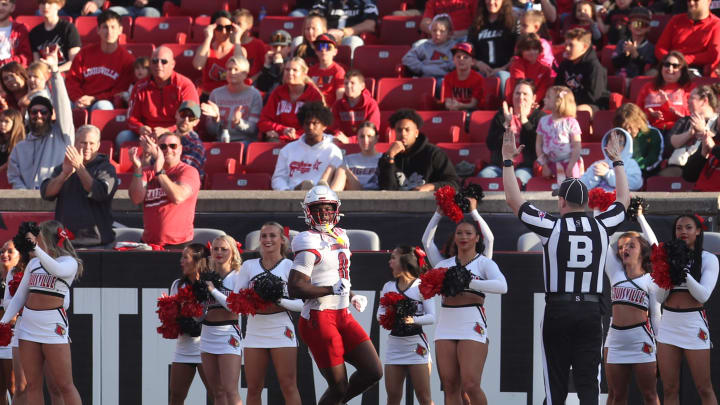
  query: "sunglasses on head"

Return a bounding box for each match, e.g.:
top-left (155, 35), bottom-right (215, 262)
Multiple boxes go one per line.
top-left (215, 24), bottom-right (233, 32)
top-left (315, 42), bottom-right (334, 52)
top-left (663, 61), bottom-right (681, 69)
top-left (151, 58), bottom-right (169, 65)
top-left (159, 143), bottom-right (179, 151)
top-left (29, 108), bottom-right (49, 116)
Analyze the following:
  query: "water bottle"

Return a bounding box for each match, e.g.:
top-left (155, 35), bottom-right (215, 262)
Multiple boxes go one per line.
top-left (258, 6), bottom-right (266, 22)
top-left (221, 129), bottom-right (230, 143)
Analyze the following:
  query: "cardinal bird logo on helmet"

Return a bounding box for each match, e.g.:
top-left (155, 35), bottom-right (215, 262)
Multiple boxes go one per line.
top-left (285, 327), bottom-right (294, 340)
top-left (55, 324), bottom-right (66, 337)
top-left (642, 343), bottom-right (653, 354)
top-left (474, 323), bottom-right (484, 335)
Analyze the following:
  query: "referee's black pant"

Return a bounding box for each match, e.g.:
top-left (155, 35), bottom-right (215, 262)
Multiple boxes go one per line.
top-left (542, 300), bottom-right (602, 405)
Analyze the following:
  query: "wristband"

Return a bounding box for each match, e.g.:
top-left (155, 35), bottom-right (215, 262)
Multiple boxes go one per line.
top-left (133, 173), bottom-right (142, 178)
top-left (155, 169), bottom-right (166, 176)
top-left (503, 159), bottom-right (514, 167)
top-left (612, 160), bottom-right (624, 167)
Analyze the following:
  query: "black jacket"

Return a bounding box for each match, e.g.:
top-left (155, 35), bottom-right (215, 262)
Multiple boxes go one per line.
top-left (378, 133), bottom-right (459, 190)
top-left (40, 154), bottom-right (118, 247)
top-left (555, 47), bottom-right (609, 109)
top-left (486, 108), bottom-right (545, 168)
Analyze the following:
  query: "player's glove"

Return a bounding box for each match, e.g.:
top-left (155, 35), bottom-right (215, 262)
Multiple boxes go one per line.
top-left (351, 295), bottom-right (367, 312)
top-left (332, 279), bottom-right (351, 296)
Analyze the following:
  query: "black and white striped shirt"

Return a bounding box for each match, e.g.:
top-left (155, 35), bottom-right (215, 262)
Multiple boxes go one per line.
top-left (518, 201), bottom-right (626, 294)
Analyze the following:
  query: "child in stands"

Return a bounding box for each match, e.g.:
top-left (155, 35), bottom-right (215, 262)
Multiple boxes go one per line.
top-left (120, 56), bottom-right (150, 107)
top-left (442, 42), bottom-right (484, 111)
top-left (506, 33), bottom-right (553, 102)
top-left (555, 28), bottom-right (608, 115)
top-left (308, 34), bottom-right (346, 107)
top-left (231, 9), bottom-right (268, 80)
top-left (402, 14), bottom-right (456, 81)
top-left (597, 0), bottom-right (634, 45)
top-left (519, 10), bottom-right (555, 68)
top-left (562, 1), bottom-right (602, 46)
top-left (535, 85), bottom-right (584, 184)
top-left (612, 7), bottom-right (656, 79)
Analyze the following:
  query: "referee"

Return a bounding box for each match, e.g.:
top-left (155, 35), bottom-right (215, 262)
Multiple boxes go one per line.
top-left (501, 128), bottom-right (630, 404)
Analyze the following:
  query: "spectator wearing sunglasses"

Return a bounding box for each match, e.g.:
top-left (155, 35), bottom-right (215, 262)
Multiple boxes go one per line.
top-left (193, 10), bottom-right (248, 99)
top-left (635, 51), bottom-right (693, 132)
top-left (612, 7), bottom-right (657, 79)
top-left (128, 132), bottom-right (201, 249)
top-left (308, 34), bottom-right (346, 107)
top-left (655, 0), bottom-right (720, 75)
top-left (65, 10), bottom-right (135, 112)
top-left (173, 101), bottom-right (206, 181)
top-left (117, 46), bottom-right (200, 147)
top-left (7, 49), bottom-right (74, 190)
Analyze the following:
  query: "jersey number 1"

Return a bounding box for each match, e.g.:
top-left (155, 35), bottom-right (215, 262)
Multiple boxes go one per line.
top-left (337, 252), bottom-right (349, 280)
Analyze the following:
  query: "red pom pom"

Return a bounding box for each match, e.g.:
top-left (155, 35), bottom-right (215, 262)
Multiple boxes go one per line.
top-left (434, 186), bottom-right (464, 223)
top-left (378, 291), bottom-right (405, 330)
top-left (156, 294), bottom-right (179, 324)
top-left (157, 322), bottom-right (180, 339)
top-left (651, 243), bottom-right (673, 290)
top-left (419, 267), bottom-right (448, 299)
top-left (176, 285), bottom-right (203, 318)
top-left (227, 289), bottom-right (270, 315)
top-left (8, 271), bottom-right (23, 297)
top-left (378, 311), bottom-right (396, 330)
top-left (588, 188), bottom-right (616, 212)
top-left (0, 323), bottom-right (13, 346)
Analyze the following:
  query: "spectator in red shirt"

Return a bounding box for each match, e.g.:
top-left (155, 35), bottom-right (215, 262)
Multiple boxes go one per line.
top-left (308, 34), bottom-right (346, 107)
top-left (421, 0), bottom-right (478, 39)
top-left (636, 51), bottom-right (693, 131)
top-left (192, 10), bottom-right (247, 99)
top-left (128, 132), bottom-right (201, 249)
top-left (656, 0), bottom-right (720, 75)
top-left (117, 46), bottom-right (200, 147)
top-left (65, 10), bottom-right (135, 112)
top-left (330, 69), bottom-right (380, 141)
top-left (0, 0), bottom-right (32, 67)
top-left (443, 42), bottom-right (484, 111)
top-left (506, 33), bottom-right (553, 102)
top-left (258, 57), bottom-right (324, 142)
top-left (231, 9), bottom-right (268, 81)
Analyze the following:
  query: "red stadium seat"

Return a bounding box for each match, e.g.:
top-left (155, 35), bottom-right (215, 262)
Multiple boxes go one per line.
top-left (89, 109), bottom-right (128, 142)
top-left (377, 0), bottom-right (407, 16)
top-left (191, 16), bottom-right (211, 42)
top-left (76, 16), bottom-right (133, 44)
top-left (580, 143), bottom-right (605, 165)
top-left (364, 77), bottom-right (376, 98)
top-left (645, 176), bottom-right (694, 191)
top-left (116, 173), bottom-right (134, 190)
top-left (242, 142), bottom-right (284, 174)
top-left (15, 16), bottom-right (72, 32)
top-left (204, 142), bottom-right (244, 175)
top-left (525, 177), bottom-right (560, 192)
top-left (376, 77), bottom-right (437, 110)
top-left (648, 14), bottom-right (672, 44)
top-left (99, 140), bottom-right (114, 158)
top-left (629, 76), bottom-right (654, 103)
top-left (483, 77), bottom-right (501, 109)
top-left (171, 0), bottom-right (231, 17)
top-left (353, 45), bottom-right (410, 79)
top-left (258, 17), bottom-right (304, 43)
top-left (0, 166), bottom-right (9, 189)
top-left (11, 2), bottom-right (38, 17)
top-left (379, 16), bottom-right (423, 45)
top-left (590, 109), bottom-right (617, 143)
top-left (161, 43), bottom-right (201, 83)
top-left (437, 142), bottom-right (489, 173)
top-left (601, 45), bottom-right (616, 75)
top-left (467, 110), bottom-right (497, 143)
top-left (381, 111), bottom-right (462, 144)
top-left (577, 110), bottom-right (591, 138)
top-left (207, 173), bottom-right (271, 190)
top-left (464, 177), bottom-right (507, 191)
top-left (238, 0), bottom-right (294, 21)
top-left (125, 43), bottom-right (155, 58)
top-left (607, 75), bottom-right (627, 97)
top-left (118, 144), bottom-right (142, 173)
top-left (693, 76), bottom-right (720, 87)
top-left (72, 109), bottom-right (88, 128)
top-left (132, 17), bottom-right (192, 45)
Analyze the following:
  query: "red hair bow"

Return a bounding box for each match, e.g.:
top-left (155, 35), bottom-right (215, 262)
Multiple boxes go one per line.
top-left (283, 226), bottom-right (290, 238)
top-left (57, 228), bottom-right (74, 247)
top-left (695, 214), bottom-right (708, 231)
top-left (236, 242), bottom-right (244, 254)
top-left (414, 247), bottom-right (427, 268)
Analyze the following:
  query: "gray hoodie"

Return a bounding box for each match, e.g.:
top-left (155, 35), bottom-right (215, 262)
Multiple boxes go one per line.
top-left (7, 72), bottom-right (75, 190)
top-left (580, 128), bottom-right (643, 191)
top-left (401, 39), bottom-right (457, 79)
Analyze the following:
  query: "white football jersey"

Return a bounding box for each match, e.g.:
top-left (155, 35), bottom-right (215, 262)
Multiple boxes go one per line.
top-left (291, 228), bottom-right (352, 314)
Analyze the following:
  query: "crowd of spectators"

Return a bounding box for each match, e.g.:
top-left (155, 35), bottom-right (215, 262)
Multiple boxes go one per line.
top-left (2, 0), bottom-right (720, 248)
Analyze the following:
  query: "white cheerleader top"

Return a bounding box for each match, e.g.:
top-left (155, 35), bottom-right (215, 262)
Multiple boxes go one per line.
top-left (377, 279), bottom-right (436, 336)
top-left (235, 258), bottom-right (303, 313)
top-left (434, 254), bottom-right (508, 299)
top-left (207, 270), bottom-right (241, 311)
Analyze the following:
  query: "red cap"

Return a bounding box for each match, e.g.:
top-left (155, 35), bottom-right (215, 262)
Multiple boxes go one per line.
top-left (314, 33), bottom-right (338, 47)
top-left (451, 42), bottom-right (474, 56)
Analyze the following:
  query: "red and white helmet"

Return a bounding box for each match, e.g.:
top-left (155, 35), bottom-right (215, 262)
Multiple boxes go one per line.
top-left (301, 182), bottom-right (341, 231)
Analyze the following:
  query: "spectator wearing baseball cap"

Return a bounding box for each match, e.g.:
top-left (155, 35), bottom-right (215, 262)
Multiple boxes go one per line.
top-left (173, 101), bottom-right (206, 181)
top-left (611, 7), bottom-right (657, 79)
top-left (443, 42), bottom-right (485, 111)
top-left (255, 30), bottom-right (293, 93)
top-left (402, 14), bottom-right (457, 81)
top-left (308, 33), bottom-right (346, 108)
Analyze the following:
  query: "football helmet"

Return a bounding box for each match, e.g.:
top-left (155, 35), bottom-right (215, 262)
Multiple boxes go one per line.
top-left (301, 182), bottom-right (341, 231)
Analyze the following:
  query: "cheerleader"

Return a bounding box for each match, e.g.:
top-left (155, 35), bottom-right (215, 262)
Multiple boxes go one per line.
top-left (202, 235), bottom-right (244, 405)
top-left (655, 215), bottom-right (719, 405)
top-left (433, 220), bottom-right (507, 405)
top-left (377, 246), bottom-right (436, 405)
top-left (0, 220), bottom-right (82, 405)
top-left (235, 222), bottom-right (303, 405)
top-left (422, 197), bottom-right (494, 266)
top-left (0, 240), bottom-right (17, 405)
top-left (169, 244), bottom-right (210, 405)
top-left (603, 206), bottom-right (661, 405)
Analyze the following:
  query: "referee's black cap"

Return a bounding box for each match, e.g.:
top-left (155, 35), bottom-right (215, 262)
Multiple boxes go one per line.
top-left (551, 178), bottom-right (588, 205)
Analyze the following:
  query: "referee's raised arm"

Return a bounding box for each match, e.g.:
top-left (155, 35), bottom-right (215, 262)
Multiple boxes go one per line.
top-left (500, 126), bottom-right (526, 215)
top-left (604, 130), bottom-right (631, 209)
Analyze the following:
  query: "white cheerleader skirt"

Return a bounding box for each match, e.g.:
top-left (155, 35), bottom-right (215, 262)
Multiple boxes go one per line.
top-left (656, 306), bottom-right (711, 350)
top-left (174, 334), bottom-right (202, 364)
top-left (0, 346), bottom-right (11, 359)
top-left (244, 311), bottom-right (297, 348)
top-left (16, 307), bottom-right (70, 344)
top-left (10, 315), bottom-right (21, 348)
top-left (200, 320), bottom-right (242, 356)
top-left (604, 320), bottom-right (656, 364)
top-left (383, 332), bottom-right (432, 365)
top-left (434, 304), bottom-right (488, 344)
